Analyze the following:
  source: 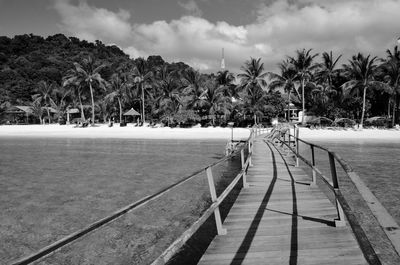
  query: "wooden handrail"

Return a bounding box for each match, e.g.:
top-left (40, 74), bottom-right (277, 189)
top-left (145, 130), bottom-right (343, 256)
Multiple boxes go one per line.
top-left (151, 127), bottom-right (262, 264)
top-left (11, 128), bottom-right (259, 265)
top-left (269, 125), bottom-right (400, 264)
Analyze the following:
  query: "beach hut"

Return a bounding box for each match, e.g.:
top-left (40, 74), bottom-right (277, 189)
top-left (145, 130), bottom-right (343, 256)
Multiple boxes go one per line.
top-left (284, 103), bottom-right (300, 122)
top-left (123, 108), bottom-right (141, 125)
top-left (5, 106), bottom-right (32, 124)
top-left (66, 108), bottom-right (80, 124)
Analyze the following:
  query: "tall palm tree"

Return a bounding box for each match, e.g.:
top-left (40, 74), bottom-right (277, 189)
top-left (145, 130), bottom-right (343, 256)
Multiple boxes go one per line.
top-left (50, 84), bottom-right (71, 123)
top-left (154, 65), bottom-right (181, 126)
top-left (316, 51), bottom-right (342, 88)
top-left (32, 80), bottom-right (56, 124)
top-left (268, 60), bottom-right (299, 121)
top-left (237, 58), bottom-right (268, 125)
top-left (105, 74), bottom-right (131, 123)
top-left (216, 70), bottom-right (236, 120)
top-left (380, 60), bottom-right (400, 126)
top-left (30, 100), bottom-right (44, 124)
top-left (181, 68), bottom-right (207, 112)
top-left (288, 49), bottom-right (319, 124)
top-left (203, 83), bottom-right (225, 125)
top-left (243, 84), bottom-right (268, 124)
top-left (132, 58), bottom-right (153, 123)
top-left (342, 53), bottom-right (382, 127)
top-left (65, 56), bottom-right (107, 125)
top-left (63, 72), bottom-right (86, 121)
top-left (216, 70), bottom-right (236, 98)
top-left (386, 45), bottom-right (400, 62)
top-left (237, 57), bottom-right (268, 95)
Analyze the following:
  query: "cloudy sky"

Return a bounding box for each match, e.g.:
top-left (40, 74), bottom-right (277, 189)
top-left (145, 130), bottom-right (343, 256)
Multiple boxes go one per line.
top-left (1, 0), bottom-right (400, 73)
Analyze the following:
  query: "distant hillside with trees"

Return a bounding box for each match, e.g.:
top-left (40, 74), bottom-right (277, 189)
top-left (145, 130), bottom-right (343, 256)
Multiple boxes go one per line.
top-left (0, 33), bottom-right (399, 128)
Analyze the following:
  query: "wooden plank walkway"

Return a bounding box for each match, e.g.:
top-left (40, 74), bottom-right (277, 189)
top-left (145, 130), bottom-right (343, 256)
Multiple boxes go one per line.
top-left (198, 137), bottom-right (368, 265)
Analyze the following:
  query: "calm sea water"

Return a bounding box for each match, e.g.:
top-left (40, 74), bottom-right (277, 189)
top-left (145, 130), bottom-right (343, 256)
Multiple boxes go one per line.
top-left (0, 137), bottom-right (228, 262)
top-left (300, 139), bottom-right (400, 225)
top-left (2, 137), bottom-right (400, 263)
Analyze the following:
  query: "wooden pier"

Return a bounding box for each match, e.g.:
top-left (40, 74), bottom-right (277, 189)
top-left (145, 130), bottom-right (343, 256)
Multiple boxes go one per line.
top-left (198, 136), bottom-right (368, 265)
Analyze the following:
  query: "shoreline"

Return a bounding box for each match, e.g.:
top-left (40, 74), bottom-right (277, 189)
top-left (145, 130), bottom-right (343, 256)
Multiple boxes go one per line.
top-left (297, 127), bottom-right (400, 142)
top-left (1, 125), bottom-right (400, 141)
top-left (0, 124), bottom-right (251, 140)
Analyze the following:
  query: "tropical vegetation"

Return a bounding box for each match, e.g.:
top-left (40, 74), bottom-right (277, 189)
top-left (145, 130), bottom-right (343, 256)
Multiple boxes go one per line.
top-left (1, 33), bottom-right (400, 127)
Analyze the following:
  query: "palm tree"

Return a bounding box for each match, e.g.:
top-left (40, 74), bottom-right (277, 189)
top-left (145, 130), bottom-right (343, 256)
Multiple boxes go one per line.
top-left (288, 49), bottom-right (319, 124)
top-left (216, 70), bottom-right (236, 120)
top-left (181, 68), bottom-right (207, 112)
top-left (316, 51), bottom-right (342, 88)
top-left (386, 45), bottom-right (400, 62)
top-left (154, 65), bottom-right (181, 126)
top-left (30, 100), bottom-right (44, 124)
top-left (105, 74), bottom-right (131, 123)
top-left (342, 53), bottom-right (382, 127)
top-left (237, 58), bottom-right (269, 125)
top-left (132, 58), bottom-right (153, 123)
top-left (65, 56), bottom-right (107, 125)
top-left (237, 57), bottom-right (268, 95)
top-left (63, 73), bottom-right (86, 121)
top-left (50, 84), bottom-right (71, 124)
top-left (203, 83), bottom-right (225, 125)
top-left (268, 60), bottom-right (299, 121)
top-left (243, 84), bottom-right (268, 124)
top-left (311, 83), bottom-right (337, 106)
top-left (32, 81), bottom-right (56, 124)
top-left (380, 60), bottom-right (400, 126)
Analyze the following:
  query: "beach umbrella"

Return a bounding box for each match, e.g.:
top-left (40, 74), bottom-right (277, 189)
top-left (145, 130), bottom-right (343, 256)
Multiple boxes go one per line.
top-left (123, 108), bottom-right (140, 116)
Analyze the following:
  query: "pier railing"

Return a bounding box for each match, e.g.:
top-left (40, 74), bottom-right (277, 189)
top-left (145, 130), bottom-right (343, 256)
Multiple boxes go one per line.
top-left (10, 127), bottom-right (269, 265)
top-left (151, 126), bottom-right (270, 264)
top-left (269, 125), bottom-right (398, 265)
top-left (270, 125), bottom-right (351, 227)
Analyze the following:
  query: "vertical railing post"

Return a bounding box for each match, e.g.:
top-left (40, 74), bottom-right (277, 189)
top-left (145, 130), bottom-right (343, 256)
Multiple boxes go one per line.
top-left (295, 126), bottom-right (299, 167)
top-left (241, 149), bottom-right (249, 188)
top-left (329, 152), bottom-right (339, 188)
top-left (310, 145), bottom-right (317, 186)
top-left (205, 167), bottom-right (227, 235)
top-left (248, 140), bottom-right (253, 167)
top-left (328, 153), bottom-right (346, 227)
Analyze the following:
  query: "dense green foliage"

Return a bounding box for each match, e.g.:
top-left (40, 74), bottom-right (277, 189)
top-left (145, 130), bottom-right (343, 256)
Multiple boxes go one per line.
top-left (1, 33), bottom-right (399, 127)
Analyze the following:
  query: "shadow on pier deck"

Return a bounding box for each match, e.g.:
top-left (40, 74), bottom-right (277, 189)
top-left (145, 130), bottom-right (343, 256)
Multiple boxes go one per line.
top-left (198, 138), bottom-right (367, 265)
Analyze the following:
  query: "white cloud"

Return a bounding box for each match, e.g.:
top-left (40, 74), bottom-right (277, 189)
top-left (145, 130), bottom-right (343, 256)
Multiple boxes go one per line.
top-left (52, 0), bottom-right (400, 73)
top-left (53, 0), bottom-right (132, 43)
top-left (178, 0), bottom-right (203, 17)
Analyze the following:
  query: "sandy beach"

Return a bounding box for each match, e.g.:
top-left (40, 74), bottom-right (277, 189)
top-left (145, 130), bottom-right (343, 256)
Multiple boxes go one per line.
top-left (297, 127), bottom-right (400, 142)
top-left (1, 125), bottom-right (400, 141)
top-left (0, 124), bottom-right (252, 140)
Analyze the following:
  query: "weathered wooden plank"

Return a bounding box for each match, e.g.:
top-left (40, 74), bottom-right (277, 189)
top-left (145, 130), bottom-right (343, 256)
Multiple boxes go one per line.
top-left (198, 251), bottom-right (367, 265)
top-left (205, 238), bottom-right (360, 254)
top-left (199, 246), bottom-right (363, 262)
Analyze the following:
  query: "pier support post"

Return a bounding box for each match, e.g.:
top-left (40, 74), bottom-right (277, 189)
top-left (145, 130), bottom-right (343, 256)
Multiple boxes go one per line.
top-left (206, 167), bottom-right (227, 235)
top-left (295, 126), bottom-right (299, 167)
top-left (329, 153), bottom-right (346, 227)
top-left (241, 149), bottom-right (249, 188)
top-left (310, 145), bottom-right (317, 187)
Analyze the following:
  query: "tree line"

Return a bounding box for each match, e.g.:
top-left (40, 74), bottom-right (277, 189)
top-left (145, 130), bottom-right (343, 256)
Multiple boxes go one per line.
top-left (0, 33), bottom-right (399, 127)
